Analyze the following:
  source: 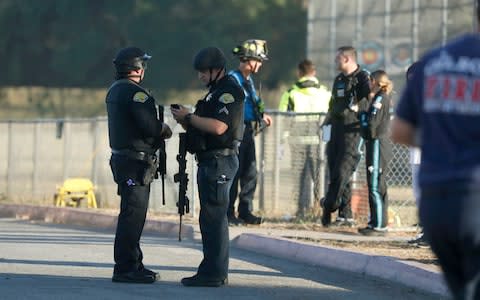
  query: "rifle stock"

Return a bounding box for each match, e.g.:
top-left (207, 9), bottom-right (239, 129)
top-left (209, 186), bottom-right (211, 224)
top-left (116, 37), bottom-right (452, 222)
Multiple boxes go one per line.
top-left (173, 132), bottom-right (190, 241)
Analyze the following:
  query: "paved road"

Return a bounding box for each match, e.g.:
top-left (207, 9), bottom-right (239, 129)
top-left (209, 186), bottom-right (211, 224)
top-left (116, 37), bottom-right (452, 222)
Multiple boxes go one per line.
top-left (0, 218), bottom-right (444, 300)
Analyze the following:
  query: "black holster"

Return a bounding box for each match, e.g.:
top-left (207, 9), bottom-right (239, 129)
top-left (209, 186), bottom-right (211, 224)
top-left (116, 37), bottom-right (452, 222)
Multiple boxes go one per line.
top-left (110, 150), bottom-right (158, 186)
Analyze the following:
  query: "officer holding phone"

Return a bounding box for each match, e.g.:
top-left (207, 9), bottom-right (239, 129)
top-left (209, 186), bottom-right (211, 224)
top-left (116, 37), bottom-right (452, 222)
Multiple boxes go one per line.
top-left (171, 46), bottom-right (244, 287)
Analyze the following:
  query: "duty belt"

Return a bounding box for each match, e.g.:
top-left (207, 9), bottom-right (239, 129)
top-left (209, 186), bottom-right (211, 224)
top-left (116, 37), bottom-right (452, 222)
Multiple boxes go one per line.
top-left (112, 149), bottom-right (157, 163)
top-left (196, 148), bottom-right (238, 162)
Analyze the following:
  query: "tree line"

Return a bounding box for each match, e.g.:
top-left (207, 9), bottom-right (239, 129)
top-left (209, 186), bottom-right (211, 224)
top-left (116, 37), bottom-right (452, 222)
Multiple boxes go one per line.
top-left (0, 0), bottom-right (307, 92)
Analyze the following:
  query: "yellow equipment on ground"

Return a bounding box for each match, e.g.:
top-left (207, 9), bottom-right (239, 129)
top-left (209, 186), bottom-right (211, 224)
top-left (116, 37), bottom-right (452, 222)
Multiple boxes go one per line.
top-left (54, 178), bottom-right (97, 208)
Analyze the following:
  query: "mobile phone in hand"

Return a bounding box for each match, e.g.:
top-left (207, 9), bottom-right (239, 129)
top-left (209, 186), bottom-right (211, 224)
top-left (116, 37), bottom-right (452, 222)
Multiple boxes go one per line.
top-left (170, 104), bottom-right (180, 109)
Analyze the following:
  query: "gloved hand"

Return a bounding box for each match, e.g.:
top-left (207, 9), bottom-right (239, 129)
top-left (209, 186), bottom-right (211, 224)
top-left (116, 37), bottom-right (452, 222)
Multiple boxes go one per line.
top-left (161, 123), bottom-right (172, 139)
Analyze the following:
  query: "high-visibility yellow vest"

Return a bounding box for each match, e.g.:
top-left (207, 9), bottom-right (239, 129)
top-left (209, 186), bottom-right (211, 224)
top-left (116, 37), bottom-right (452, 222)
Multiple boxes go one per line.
top-left (278, 76), bottom-right (331, 113)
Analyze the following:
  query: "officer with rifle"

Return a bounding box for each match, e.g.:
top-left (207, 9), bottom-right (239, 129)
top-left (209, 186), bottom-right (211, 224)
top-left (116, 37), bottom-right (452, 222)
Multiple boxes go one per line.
top-left (106, 46), bottom-right (172, 284)
top-left (171, 46), bottom-right (244, 287)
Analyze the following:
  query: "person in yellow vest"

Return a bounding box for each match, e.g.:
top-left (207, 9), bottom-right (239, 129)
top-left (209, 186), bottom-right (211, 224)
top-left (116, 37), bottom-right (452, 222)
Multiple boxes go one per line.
top-left (279, 59), bottom-right (331, 217)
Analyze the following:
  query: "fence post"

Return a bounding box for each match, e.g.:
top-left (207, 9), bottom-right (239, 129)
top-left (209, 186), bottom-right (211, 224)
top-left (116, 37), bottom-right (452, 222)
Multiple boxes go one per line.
top-left (272, 114), bottom-right (281, 212)
top-left (62, 120), bottom-right (71, 181)
top-left (32, 121), bottom-right (41, 200)
top-left (329, 0), bottom-right (337, 78)
top-left (318, 115), bottom-right (327, 201)
top-left (91, 118), bottom-right (99, 185)
top-left (384, 0), bottom-right (391, 71)
top-left (6, 121), bottom-right (13, 199)
top-left (412, 0), bottom-right (419, 61)
top-left (259, 129), bottom-right (266, 211)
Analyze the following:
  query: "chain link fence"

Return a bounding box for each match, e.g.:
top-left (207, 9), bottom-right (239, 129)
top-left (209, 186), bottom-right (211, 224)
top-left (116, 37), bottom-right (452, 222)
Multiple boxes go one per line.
top-left (307, 0), bottom-right (475, 100)
top-left (301, 0), bottom-right (474, 225)
top-left (0, 115), bottom-right (197, 215)
top-left (0, 111), bottom-right (416, 226)
top-left (257, 112), bottom-right (415, 226)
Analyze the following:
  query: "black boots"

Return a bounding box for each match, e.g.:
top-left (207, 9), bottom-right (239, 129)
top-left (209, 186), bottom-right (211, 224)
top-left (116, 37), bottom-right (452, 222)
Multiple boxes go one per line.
top-left (238, 212), bottom-right (263, 225)
top-left (112, 269), bottom-right (156, 284)
top-left (181, 274), bottom-right (228, 287)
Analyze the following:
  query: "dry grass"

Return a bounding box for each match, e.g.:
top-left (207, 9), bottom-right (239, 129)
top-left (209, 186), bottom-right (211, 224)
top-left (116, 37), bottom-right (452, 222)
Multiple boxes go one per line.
top-left (0, 86), bottom-right (286, 120)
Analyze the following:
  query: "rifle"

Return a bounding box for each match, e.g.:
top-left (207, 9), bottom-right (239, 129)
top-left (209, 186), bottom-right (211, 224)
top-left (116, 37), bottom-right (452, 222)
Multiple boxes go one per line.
top-left (158, 145), bottom-right (166, 205)
top-left (173, 132), bottom-right (190, 241)
top-left (156, 104), bottom-right (167, 205)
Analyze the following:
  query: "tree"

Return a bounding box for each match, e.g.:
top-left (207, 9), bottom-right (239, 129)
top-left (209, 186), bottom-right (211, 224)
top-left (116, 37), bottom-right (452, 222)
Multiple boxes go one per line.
top-left (0, 0), bottom-right (307, 91)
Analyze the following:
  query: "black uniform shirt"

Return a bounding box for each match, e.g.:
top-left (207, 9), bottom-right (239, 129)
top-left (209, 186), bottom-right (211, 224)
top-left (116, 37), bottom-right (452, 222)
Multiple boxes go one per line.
top-left (368, 90), bottom-right (391, 138)
top-left (194, 75), bottom-right (245, 150)
top-left (329, 65), bottom-right (370, 127)
top-left (360, 90), bottom-right (391, 139)
top-left (106, 79), bottom-right (165, 153)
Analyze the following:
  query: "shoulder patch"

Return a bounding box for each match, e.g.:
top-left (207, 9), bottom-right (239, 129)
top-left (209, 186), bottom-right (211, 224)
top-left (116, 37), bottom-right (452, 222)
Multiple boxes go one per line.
top-left (218, 93), bottom-right (235, 104)
top-left (133, 91), bottom-right (149, 103)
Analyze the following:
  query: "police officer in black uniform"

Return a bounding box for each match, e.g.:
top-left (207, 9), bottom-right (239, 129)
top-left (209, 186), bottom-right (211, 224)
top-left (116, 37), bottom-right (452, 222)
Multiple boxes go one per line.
top-left (106, 46), bottom-right (172, 283)
top-left (171, 47), bottom-right (244, 287)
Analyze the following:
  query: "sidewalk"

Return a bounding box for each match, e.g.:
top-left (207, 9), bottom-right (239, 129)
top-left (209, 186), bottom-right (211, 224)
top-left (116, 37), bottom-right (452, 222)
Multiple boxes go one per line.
top-left (0, 203), bottom-right (448, 297)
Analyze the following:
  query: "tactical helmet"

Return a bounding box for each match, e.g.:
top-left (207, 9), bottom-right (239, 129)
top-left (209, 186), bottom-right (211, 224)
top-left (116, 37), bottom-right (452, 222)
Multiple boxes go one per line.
top-left (113, 46), bottom-right (151, 74)
top-left (232, 39), bottom-right (268, 61)
top-left (193, 47), bottom-right (226, 71)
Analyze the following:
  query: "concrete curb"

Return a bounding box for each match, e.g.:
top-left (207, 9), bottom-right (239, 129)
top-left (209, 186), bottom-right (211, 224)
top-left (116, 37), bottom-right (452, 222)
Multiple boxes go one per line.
top-left (231, 233), bottom-right (449, 297)
top-left (0, 203), bottom-right (194, 240)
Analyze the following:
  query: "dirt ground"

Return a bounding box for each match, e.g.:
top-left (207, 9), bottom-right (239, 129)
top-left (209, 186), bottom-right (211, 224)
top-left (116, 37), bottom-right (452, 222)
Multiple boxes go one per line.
top-left (260, 221), bottom-right (439, 269)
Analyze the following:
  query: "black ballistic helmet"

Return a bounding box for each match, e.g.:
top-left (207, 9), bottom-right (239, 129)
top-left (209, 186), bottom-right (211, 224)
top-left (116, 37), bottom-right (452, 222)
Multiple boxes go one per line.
top-left (113, 47), bottom-right (152, 75)
top-left (193, 47), bottom-right (226, 71)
